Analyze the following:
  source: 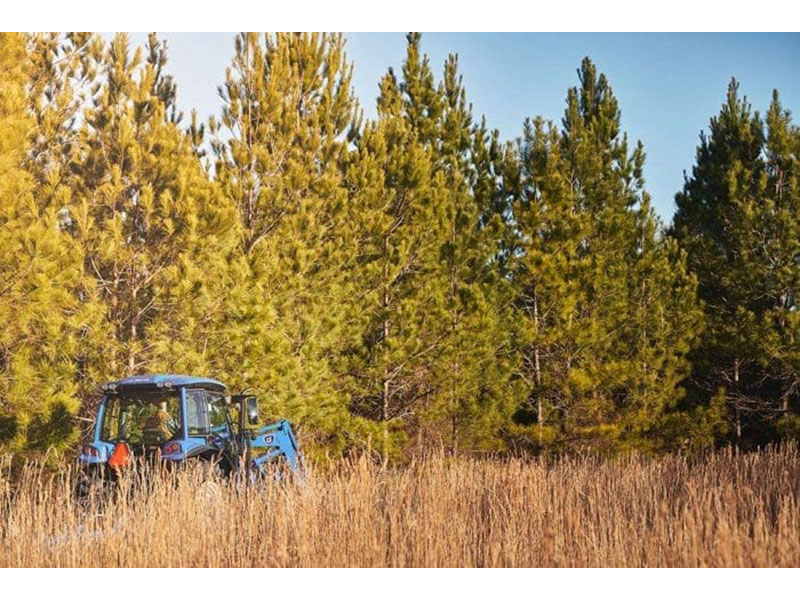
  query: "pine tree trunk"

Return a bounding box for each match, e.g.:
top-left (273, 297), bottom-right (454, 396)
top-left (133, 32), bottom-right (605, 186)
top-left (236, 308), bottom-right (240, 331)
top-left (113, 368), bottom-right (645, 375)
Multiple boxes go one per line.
top-left (382, 373), bottom-right (389, 469)
top-left (128, 284), bottom-right (137, 375)
top-left (734, 358), bottom-right (741, 443)
top-left (381, 244), bottom-right (390, 468)
top-left (735, 408), bottom-right (742, 442)
top-left (533, 293), bottom-right (544, 444)
top-left (449, 219), bottom-right (459, 457)
top-left (110, 268), bottom-right (120, 375)
top-left (537, 396), bottom-right (543, 444)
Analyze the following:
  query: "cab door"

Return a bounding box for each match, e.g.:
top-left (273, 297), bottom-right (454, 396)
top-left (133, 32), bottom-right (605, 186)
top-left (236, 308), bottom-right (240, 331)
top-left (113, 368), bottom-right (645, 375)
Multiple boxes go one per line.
top-left (207, 391), bottom-right (238, 468)
top-left (207, 391), bottom-right (233, 439)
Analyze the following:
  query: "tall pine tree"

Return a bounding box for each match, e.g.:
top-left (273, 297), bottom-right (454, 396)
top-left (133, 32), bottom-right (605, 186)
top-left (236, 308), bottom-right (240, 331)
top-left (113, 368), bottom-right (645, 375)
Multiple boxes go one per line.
top-left (345, 34), bottom-right (517, 461)
top-left (0, 33), bottom-right (92, 454)
top-left (510, 58), bottom-right (701, 452)
top-left (344, 70), bottom-right (444, 463)
top-left (65, 33), bottom-right (236, 388)
top-left (213, 33), bottom-right (361, 451)
top-left (674, 81), bottom-right (799, 443)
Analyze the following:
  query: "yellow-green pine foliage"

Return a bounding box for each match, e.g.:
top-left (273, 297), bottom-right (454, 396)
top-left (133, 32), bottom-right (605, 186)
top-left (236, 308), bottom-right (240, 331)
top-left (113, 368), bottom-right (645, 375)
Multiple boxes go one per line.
top-left (345, 70), bottom-right (443, 463)
top-left (131, 35), bottom-right (241, 383)
top-left (346, 35), bottom-right (520, 460)
top-left (27, 32), bottom-right (97, 198)
top-left (0, 33), bottom-right (88, 454)
top-left (25, 33), bottom-right (106, 407)
top-left (471, 118), bottom-right (529, 447)
top-left (509, 58), bottom-right (702, 452)
top-left (65, 33), bottom-right (236, 385)
top-left (395, 37), bottom-right (517, 454)
top-left (506, 116), bottom-right (587, 449)
top-left (213, 33), bottom-right (361, 452)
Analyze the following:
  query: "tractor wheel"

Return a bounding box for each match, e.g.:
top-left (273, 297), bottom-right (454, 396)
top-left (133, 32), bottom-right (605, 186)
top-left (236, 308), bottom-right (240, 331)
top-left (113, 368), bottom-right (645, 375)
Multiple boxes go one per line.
top-left (72, 468), bottom-right (111, 511)
top-left (194, 456), bottom-right (225, 505)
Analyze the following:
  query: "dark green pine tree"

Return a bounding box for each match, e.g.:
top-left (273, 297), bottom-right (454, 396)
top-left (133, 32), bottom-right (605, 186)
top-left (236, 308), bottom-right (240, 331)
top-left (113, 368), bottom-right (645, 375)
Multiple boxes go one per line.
top-left (763, 93), bottom-right (800, 439)
top-left (673, 81), bottom-right (799, 443)
top-left (625, 197), bottom-right (705, 450)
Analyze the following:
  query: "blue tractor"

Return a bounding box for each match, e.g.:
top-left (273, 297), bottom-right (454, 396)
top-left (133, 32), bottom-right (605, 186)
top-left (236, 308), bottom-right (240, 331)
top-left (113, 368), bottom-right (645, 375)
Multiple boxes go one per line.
top-left (76, 374), bottom-right (302, 497)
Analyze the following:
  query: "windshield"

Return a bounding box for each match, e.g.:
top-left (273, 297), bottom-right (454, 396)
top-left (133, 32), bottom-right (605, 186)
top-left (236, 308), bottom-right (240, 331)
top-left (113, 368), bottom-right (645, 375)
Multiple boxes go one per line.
top-left (100, 391), bottom-right (182, 445)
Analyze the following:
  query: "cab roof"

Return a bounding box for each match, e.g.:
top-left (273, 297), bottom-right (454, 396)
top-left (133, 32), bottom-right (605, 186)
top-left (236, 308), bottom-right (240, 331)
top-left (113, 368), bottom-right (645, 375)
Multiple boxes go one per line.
top-left (101, 374), bottom-right (227, 393)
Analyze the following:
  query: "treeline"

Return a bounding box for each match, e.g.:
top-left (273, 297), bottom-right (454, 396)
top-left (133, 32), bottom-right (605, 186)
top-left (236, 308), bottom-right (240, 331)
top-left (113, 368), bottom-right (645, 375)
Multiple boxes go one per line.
top-left (0, 32), bottom-right (797, 460)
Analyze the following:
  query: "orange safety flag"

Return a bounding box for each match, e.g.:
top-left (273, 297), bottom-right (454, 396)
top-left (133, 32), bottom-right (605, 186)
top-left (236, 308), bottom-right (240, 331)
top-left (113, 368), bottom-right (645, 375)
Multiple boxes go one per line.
top-left (108, 442), bottom-right (131, 469)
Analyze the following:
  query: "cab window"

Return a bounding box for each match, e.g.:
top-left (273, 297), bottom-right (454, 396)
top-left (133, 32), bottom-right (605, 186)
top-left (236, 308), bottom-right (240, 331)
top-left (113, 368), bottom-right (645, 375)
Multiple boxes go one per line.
top-left (208, 392), bottom-right (230, 434)
top-left (100, 392), bottom-right (181, 445)
top-left (186, 389), bottom-right (210, 436)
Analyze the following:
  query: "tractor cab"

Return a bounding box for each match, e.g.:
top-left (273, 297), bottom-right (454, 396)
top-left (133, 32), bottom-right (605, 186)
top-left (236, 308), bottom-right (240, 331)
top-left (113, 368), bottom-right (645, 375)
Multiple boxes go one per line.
top-left (78, 374), bottom-right (301, 481)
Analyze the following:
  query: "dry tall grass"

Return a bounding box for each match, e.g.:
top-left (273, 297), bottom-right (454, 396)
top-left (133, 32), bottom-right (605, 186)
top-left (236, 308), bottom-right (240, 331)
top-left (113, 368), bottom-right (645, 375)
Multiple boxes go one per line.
top-left (1, 445), bottom-right (798, 567)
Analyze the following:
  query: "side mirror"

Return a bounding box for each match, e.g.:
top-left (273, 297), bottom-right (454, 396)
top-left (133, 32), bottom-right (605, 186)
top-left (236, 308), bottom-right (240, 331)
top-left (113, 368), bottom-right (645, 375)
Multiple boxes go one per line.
top-left (246, 397), bottom-right (260, 426)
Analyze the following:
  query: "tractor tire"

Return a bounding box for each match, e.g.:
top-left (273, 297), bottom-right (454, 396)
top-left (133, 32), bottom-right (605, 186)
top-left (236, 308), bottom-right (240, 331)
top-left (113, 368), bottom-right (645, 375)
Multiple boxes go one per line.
top-left (72, 468), bottom-right (111, 511)
top-left (194, 458), bottom-right (224, 505)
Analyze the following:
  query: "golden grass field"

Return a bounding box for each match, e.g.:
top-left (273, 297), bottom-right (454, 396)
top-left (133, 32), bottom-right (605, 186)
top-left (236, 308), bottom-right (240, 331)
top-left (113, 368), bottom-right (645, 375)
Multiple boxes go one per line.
top-left (1, 445), bottom-right (798, 567)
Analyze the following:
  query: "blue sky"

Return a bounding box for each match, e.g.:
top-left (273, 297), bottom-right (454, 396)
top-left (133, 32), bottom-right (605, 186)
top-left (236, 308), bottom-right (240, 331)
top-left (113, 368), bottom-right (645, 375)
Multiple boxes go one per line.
top-left (124, 33), bottom-right (800, 221)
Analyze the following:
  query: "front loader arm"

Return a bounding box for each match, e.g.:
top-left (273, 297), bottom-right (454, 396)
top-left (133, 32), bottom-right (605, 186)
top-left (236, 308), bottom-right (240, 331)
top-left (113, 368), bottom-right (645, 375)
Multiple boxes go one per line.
top-left (246, 419), bottom-right (302, 474)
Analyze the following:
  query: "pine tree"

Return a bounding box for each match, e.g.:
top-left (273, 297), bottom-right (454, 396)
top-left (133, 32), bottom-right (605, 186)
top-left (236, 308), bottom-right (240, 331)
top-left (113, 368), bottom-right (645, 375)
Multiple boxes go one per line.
top-left (344, 70), bottom-right (444, 463)
top-left (64, 33), bottom-right (236, 389)
top-left (213, 33), bottom-right (361, 451)
top-left (0, 33), bottom-right (90, 454)
top-left (763, 93), bottom-right (800, 438)
top-left (673, 81), bottom-right (799, 443)
top-left (345, 35), bottom-right (517, 460)
top-left (624, 199), bottom-right (704, 448)
top-left (510, 58), bottom-right (701, 452)
top-left (25, 33), bottom-right (106, 407)
top-left (422, 53), bottom-right (516, 453)
top-left (508, 116), bottom-right (588, 449)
